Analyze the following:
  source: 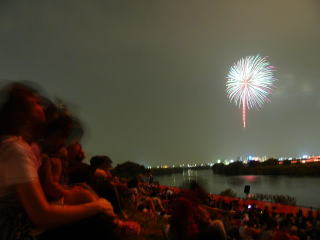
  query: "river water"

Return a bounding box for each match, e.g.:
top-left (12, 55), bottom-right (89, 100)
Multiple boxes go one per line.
top-left (154, 169), bottom-right (320, 208)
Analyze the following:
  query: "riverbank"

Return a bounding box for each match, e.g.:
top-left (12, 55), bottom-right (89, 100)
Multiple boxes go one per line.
top-left (151, 166), bottom-right (210, 176)
top-left (154, 169), bottom-right (320, 208)
top-left (212, 161), bottom-right (320, 176)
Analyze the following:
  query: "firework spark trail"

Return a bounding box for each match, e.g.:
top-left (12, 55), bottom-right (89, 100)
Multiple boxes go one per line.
top-left (226, 55), bottom-right (276, 128)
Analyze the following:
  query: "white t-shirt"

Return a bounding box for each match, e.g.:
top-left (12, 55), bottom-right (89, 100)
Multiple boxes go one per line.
top-left (0, 136), bottom-right (41, 198)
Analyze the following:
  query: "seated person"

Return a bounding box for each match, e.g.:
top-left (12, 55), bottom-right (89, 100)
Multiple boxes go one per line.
top-left (89, 155), bottom-right (127, 188)
top-left (0, 83), bottom-right (127, 240)
top-left (90, 155), bottom-right (113, 180)
top-left (66, 142), bottom-right (92, 185)
top-left (89, 155), bottom-right (125, 217)
top-left (169, 181), bottom-right (226, 240)
top-left (39, 106), bottom-right (97, 205)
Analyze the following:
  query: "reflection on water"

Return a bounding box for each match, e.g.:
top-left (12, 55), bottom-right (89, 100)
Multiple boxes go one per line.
top-left (241, 175), bottom-right (258, 182)
top-left (182, 169), bottom-right (198, 183)
top-left (227, 177), bottom-right (245, 186)
top-left (154, 169), bottom-right (320, 208)
top-left (226, 176), bottom-right (263, 187)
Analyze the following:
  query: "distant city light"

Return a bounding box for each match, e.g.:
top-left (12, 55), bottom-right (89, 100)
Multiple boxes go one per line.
top-left (152, 154), bottom-right (320, 169)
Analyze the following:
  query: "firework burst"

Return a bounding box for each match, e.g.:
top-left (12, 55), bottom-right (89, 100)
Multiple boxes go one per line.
top-left (226, 55), bottom-right (276, 128)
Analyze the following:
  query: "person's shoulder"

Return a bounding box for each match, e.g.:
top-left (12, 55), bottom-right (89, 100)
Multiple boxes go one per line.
top-left (0, 135), bottom-right (29, 150)
top-left (0, 136), bottom-right (39, 166)
top-left (1, 135), bottom-right (22, 143)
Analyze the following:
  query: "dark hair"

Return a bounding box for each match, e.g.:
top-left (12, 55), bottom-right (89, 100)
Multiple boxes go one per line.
top-left (45, 108), bottom-right (74, 139)
top-left (0, 82), bottom-right (41, 135)
top-left (90, 155), bottom-right (112, 169)
top-left (44, 103), bottom-right (83, 142)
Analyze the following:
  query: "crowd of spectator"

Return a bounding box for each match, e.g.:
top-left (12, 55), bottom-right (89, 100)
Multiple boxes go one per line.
top-left (124, 179), bottom-right (320, 239)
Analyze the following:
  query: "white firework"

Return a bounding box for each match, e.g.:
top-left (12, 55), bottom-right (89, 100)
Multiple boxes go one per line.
top-left (226, 55), bottom-right (276, 128)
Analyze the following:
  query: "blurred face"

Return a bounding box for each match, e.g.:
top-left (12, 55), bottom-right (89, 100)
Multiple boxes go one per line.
top-left (25, 94), bottom-right (46, 139)
top-left (56, 147), bottom-right (68, 161)
top-left (68, 143), bottom-right (85, 162)
top-left (99, 162), bottom-right (111, 170)
top-left (26, 94), bottom-right (46, 125)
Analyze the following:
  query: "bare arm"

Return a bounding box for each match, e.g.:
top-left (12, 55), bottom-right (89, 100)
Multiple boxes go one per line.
top-left (16, 179), bottom-right (114, 229)
top-left (40, 157), bottom-right (69, 199)
top-left (40, 158), bottom-right (98, 204)
top-left (49, 158), bottom-right (62, 182)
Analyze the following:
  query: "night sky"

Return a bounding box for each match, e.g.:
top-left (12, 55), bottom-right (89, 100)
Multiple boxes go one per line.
top-left (0, 1), bottom-right (319, 166)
